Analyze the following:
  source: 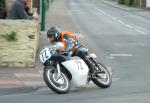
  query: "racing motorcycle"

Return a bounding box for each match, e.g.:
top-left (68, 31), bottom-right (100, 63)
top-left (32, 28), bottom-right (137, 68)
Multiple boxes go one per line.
top-left (39, 42), bottom-right (112, 94)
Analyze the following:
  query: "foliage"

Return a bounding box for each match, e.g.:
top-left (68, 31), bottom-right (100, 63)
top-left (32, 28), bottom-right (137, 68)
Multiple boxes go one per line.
top-left (0, 0), bottom-right (5, 11)
top-left (0, 31), bottom-right (17, 42)
top-left (131, 0), bottom-right (146, 8)
top-left (118, 0), bottom-right (125, 4)
top-left (124, 0), bottom-right (131, 5)
top-left (118, 0), bottom-right (146, 8)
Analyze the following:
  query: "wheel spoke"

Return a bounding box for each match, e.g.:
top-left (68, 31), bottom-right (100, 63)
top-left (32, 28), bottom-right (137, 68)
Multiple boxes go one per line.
top-left (92, 63), bottom-right (112, 88)
top-left (47, 69), bottom-right (69, 90)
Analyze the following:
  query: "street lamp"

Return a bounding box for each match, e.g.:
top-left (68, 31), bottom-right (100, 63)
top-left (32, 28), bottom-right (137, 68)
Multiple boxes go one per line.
top-left (41, 0), bottom-right (46, 31)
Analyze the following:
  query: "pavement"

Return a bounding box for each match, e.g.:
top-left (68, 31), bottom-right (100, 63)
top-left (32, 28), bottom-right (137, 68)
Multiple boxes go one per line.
top-left (0, 0), bottom-right (80, 95)
top-left (0, 0), bottom-right (149, 95)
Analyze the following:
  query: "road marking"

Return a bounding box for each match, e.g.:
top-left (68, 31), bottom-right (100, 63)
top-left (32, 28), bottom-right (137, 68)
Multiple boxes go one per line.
top-left (117, 20), bottom-right (125, 25)
top-left (0, 92), bottom-right (32, 98)
top-left (125, 24), bottom-right (133, 29)
top-left (135, 26), bottom-right (146, 30)
top-left (94, 8), bottom-right (107, 15)
top-left (92, 1), bottom-right (106, 7)
top-left (111, 17), bottom-right (117, 21)
top-left (106, 13), bottom-right (111, 17)
top-left (93, 7), bottom-right (148, 36)
top-left (0, 80), bottom-right (22, 85)
top-left (135, 26), bottom-right (149, 32)
top-left (101, 4), bottom-right (107, 7)
top-left (71, 10), bottom-right (81, 13)
top-left (23, 81), bottom-right (45, 87)
top-left (106, 56), bottom-right (114, 59)
top-left (112, 78), bottom-right (120, 82)
top-left (110, 54), bottom-right (133, 57)
top-left (135, 29), bottom-right (147, 35)
top-left (15, 73), bottom-right (42, 78)
top-left (113, 43), bottom-right (145, 46)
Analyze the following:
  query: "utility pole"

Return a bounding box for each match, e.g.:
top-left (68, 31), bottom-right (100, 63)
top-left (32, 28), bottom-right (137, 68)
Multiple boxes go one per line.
top-left (41, 0), bottom-right (46, 31)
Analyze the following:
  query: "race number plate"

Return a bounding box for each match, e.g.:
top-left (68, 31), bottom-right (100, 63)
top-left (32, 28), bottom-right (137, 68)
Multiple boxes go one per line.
top-left (39, 48), bottom-right (51, 63)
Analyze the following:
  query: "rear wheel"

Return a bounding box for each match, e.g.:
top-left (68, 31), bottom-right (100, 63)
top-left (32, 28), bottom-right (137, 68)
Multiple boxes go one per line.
top-left (92, 62), bottom-right (112, 88)
top-left (43, 67), bottom-right (71, 94)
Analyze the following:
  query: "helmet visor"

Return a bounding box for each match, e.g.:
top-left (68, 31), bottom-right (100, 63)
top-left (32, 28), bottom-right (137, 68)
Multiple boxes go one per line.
top-left (47, 32), bottom-right (55, 38)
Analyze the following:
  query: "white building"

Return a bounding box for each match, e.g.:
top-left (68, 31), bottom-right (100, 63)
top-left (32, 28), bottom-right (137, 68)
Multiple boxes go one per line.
top-left (146, 0), bottom-right (150, 8)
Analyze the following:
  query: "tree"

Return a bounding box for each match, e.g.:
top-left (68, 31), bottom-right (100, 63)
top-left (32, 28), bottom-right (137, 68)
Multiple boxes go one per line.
top-left (0, 0), bottom-right (5, 11)
top-left (118, 0), bottom-right (125, 4)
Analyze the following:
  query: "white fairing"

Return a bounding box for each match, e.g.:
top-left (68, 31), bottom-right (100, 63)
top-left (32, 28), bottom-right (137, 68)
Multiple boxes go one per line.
top-left (61, 57), bottom-right (89, 87)
top-left (39, 47), bottom-right (51, 63)
top-left (49, 42), bottom-right (65, 51)
top-left (88, 53), bottom-right (97, 58)
top-left (39, 42), bottom-right (65, 64)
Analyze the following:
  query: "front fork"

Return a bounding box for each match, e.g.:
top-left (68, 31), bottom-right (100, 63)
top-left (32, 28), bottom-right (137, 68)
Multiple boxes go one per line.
top-left (83, 56), bottom-right (96, 73)
top-left (56, 62), bottom-right (61, 76)
top-left (86, 57), bottom-right (104, 81)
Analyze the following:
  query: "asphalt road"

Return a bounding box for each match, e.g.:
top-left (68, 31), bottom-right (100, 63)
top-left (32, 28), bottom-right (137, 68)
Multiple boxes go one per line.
top-left (1, 0), bottom-right (150, 103)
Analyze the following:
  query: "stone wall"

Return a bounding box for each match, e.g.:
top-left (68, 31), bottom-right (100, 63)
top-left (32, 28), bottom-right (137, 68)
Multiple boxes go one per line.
top-left (0, 20), bottom-right (39, 67)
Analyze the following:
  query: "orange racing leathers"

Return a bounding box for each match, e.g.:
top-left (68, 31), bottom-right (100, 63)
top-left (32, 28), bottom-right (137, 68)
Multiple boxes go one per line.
top-left (59, 31), bottom-right (77, 55)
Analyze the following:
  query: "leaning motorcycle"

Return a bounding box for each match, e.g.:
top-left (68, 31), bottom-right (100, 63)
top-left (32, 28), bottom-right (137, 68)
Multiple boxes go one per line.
top-left (39, 42), bottom-right (112, 94)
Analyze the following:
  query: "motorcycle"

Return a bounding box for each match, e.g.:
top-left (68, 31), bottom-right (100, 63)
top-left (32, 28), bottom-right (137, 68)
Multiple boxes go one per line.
top-left (39, 42), bottom-right (112, 94)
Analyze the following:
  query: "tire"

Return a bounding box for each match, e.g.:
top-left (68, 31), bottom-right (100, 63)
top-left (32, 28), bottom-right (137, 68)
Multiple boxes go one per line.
top-left (43, 67), bottom-right (71, 94)
top-left (92, 62), bottom-right (112, 88)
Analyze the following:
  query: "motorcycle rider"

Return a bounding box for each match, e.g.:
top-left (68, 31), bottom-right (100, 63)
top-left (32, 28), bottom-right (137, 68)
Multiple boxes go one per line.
top-left (47, 26), bottom-right (89, 64)
top-left (47, 26), bottom-right (77, 55)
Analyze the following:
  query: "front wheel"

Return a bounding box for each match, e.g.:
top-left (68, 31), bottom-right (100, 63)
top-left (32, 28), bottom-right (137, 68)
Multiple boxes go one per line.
top-left (92, 62), bottom-right (112, 88)
top-left (43, 67), bottom-right (71, 94)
